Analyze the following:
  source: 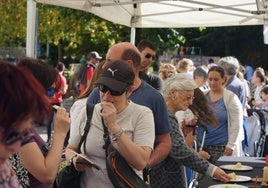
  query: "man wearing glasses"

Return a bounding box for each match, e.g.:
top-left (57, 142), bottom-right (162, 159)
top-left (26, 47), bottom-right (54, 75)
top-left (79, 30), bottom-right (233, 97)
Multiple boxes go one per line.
top-left (137, 40), bottom-right (163, 92)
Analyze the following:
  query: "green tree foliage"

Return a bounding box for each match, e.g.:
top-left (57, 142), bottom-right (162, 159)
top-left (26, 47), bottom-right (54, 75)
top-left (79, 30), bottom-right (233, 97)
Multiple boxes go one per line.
top-left (0, 0), bottom-right (27, 47)
top-left (0, 1), bottom-right (131, 64)
top-left (136, 28), bottom-right (185, 55)
top-left (181, 26), bottom-right (268, 68)
top-left (37, 4), bottom-right (130, 63)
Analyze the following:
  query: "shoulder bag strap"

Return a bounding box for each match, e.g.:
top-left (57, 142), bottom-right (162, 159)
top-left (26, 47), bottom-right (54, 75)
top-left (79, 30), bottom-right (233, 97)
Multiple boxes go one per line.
top-left (101, 115), bottom-right (111, 156)
top-left (77, 103), bottom-right (95, 153)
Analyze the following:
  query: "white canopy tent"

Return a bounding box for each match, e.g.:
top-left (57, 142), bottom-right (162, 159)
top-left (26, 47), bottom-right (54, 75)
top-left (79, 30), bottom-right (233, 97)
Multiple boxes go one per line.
top-left (27, 0), bottom-right (268, 57)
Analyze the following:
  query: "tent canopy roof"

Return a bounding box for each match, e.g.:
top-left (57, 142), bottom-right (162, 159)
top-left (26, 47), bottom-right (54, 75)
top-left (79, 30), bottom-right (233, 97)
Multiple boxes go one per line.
top-left (35, 0), bottom-right (268, 28)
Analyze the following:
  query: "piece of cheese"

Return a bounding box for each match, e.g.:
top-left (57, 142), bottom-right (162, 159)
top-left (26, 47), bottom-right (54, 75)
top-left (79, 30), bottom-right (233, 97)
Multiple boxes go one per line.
top-left (233, 162), bottom-right (242, 170)
top-left (228, 172), bottom-right (237, 180)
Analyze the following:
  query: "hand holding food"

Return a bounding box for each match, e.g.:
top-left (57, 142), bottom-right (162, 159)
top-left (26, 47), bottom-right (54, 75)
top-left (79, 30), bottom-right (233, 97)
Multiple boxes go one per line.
top-left (213, 167), bottom-right (232, 183)
top-left (228, 172), bottom-right (237, 181)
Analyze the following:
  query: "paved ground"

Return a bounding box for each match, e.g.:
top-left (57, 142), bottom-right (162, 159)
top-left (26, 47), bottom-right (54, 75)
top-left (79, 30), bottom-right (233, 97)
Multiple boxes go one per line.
top-left (36, 97), bottom-right (74, 142)
top-left (36, 125), bottom-right (48, 141)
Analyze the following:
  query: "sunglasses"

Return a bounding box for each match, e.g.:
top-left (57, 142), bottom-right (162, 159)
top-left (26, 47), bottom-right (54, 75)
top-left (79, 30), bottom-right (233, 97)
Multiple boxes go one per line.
top-left (3, 130), bottom-right (34, 146)
top-left (47, 87), bottom-right (56, 97)
top-left (145, 54), bottom-right (155, 60)
top-left (98, 85), bottom-right (125, 96)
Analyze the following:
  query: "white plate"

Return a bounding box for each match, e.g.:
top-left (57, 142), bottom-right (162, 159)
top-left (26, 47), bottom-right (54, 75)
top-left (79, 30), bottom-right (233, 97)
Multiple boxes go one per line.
top-left (214, 175), bottom-right (251, 183)
top-left (208, 184), bottom-right (248, 188)
top-left (229, 175), bottom-right (251, 182)
top-left (219, 164), bottom-right (253, 171)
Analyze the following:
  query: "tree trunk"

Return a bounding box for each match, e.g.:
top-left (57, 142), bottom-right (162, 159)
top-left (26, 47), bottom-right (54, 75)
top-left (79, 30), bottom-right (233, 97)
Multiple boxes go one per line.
top-left (58, 39), bottom-right (63, 62)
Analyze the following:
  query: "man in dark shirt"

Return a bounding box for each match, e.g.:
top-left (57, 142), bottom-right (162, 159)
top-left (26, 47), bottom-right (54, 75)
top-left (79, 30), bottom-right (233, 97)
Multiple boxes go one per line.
top-left (137, 40), bottom-right (163, 92)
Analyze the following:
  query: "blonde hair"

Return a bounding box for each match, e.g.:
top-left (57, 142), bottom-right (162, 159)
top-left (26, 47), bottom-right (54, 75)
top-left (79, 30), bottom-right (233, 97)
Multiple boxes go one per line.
top-left (158, 63), bottom-right (176, 80)
top-left (176, 58), bottom-right (192, 73)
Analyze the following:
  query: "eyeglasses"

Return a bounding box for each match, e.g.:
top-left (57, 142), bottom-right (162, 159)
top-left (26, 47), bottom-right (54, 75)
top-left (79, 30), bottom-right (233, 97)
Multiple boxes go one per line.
top-left (3, 130), bottom-right (34, 146)
top-left (98, 85), bottom-right (125, 96)
top-left (179, 92), bottom-right (195, 101)
top-left (47, 87), bottom-right (56, 97)
top-left (145, 54), bottom-right (155, 60)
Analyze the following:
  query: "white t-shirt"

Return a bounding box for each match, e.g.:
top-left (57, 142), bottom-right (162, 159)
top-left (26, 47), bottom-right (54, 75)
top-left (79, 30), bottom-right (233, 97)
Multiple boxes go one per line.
top-left (70, 98), bottom-right (87, 125)
top-left (69, 101), bottom-right (155, 188)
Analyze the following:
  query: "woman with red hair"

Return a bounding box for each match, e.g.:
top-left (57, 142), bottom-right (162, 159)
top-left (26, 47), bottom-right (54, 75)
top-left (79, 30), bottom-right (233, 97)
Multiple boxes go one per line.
top-left (0, 61), bottom-right (50, 187)
top-left (9, 57), bottom-right (70, 188)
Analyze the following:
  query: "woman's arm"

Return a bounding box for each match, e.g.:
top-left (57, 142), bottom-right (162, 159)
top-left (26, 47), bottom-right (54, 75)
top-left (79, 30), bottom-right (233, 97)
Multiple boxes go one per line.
top-left (20, 107), bottom-right (70, 184)
top-left (113, 133), bottom-right (153, 170)
top-left (169, 114), bottom-right (209, 173)
top-left (101, 102), bottom-right (155, 171)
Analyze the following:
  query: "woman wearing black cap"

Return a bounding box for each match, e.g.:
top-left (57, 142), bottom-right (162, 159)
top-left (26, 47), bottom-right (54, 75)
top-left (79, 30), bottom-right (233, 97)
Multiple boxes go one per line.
top-left (65, 60), bottom-right (155, 188)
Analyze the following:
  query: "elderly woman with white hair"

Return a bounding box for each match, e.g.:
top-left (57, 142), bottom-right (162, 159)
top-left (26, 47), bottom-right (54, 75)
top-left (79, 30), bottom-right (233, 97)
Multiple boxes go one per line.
top-left (149, 74), bottom-right (231, 188)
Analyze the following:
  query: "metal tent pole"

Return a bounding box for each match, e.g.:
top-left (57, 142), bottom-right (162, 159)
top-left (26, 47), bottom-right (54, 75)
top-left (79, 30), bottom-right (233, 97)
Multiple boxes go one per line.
top-left (26, 0), bottom-right (37, 57)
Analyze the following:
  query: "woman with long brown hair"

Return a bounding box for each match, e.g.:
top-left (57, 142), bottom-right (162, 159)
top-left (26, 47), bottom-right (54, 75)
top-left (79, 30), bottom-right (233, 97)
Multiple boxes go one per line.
top-left (70, 61), bottom-right (105, 126)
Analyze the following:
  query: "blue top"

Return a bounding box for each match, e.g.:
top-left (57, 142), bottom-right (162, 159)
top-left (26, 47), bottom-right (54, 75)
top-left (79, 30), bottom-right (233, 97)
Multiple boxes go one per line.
top-left (245, 65), bottom-right (254, 82)
top-left (197, 95), bottom-right (228, 146)
top-left (87, 81), bottom-right (171, 135)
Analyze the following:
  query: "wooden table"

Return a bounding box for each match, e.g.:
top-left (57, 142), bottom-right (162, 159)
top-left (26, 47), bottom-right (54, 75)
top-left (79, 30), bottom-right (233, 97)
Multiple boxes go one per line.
top-left (198, 156), bottom-right (266, 188)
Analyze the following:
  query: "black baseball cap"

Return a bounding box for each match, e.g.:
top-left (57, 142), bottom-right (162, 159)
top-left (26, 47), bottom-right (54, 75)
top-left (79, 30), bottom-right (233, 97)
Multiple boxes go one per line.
top-left (95, 60), bottom-right (134, 92)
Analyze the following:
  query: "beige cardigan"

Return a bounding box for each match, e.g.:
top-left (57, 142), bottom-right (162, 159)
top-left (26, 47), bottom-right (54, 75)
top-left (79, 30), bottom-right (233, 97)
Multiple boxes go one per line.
top-left (223, 89), bottom-right (244, 156)
top-left (204, 89), bottom-right (244, 156)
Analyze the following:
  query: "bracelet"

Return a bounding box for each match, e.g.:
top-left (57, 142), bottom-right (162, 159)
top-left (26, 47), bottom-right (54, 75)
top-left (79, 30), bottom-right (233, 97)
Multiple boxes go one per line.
top-left (111, 128), bottom-right (124, 141)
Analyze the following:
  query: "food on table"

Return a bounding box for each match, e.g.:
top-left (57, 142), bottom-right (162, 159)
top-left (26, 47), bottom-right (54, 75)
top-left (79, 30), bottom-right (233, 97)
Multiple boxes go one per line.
top-left (228, 172), bottom-right (237, 181)
top-left (233, 162), bottom-right (242, 170)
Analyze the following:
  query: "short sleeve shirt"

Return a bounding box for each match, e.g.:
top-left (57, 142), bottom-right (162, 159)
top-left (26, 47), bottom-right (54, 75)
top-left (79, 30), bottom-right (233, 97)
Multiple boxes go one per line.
top-left (69, 102), bottom-right (155, 188)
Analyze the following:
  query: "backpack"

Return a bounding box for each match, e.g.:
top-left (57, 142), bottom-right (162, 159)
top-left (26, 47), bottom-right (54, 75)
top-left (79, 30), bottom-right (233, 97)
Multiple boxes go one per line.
top-left (77, 63), bottom-right (95, 86)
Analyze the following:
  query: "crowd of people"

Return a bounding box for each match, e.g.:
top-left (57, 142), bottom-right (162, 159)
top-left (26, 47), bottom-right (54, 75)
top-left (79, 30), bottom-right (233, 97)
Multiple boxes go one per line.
top-left (1, 39), bottom-right (266, 188)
